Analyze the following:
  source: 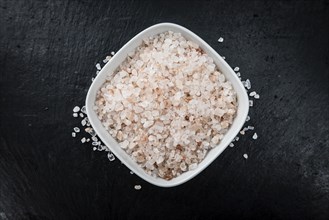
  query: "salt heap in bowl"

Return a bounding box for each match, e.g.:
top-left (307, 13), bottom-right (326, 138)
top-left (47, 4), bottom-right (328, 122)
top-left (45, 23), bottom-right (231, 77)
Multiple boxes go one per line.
top-left (94, 31), bottom-right (237, 180)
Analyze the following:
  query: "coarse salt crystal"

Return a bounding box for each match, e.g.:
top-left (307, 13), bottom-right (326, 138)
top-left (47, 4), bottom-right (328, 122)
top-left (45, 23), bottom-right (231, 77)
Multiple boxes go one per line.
top-left (234, 67), bottom-right (239, 72)
top-left (252, 133), bottom-right (258, 139)
top-left (73, 113), bottom-right (78, 117)
top-left (249, 91), bottom-right (256, 97)
top-left (249, 100), bottom-right (253, 107)
top-left (107, 152), bottom-right (115, 161)
top-left (229, 143), bottom-right (234, 147)
top-left (81, 106), bottom-right (86, 114)
top-left (73, 106), bottom-right (80, 112)
top-left (218, 37), bottom-right (224, 42)
top-left (72, 132), bottom-right (76, 137)
top-left (254, 94), bottom-right (260, 99)
top-left (111, 51), bottom-right (115, 55)
top-left (134, 185), bottom-right (142, 190)
top-left (81, 137), bottom-right (86, 143)
top-left (73, 127), bottom-right (80, 133)
top-left (96, 63), bottom-right (101, 70)
top-left (243, 154), bottom-right (248, 159)
top-left (246, 115), bottom-right (250, 122)
top-left (79, 113), bottom-right (84, 118)
top-left (92, 141), bottom-right (99, 146)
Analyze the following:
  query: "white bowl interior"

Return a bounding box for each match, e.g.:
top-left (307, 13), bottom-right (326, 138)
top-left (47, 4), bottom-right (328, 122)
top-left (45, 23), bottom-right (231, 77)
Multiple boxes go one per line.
top-left (86, 23), bottom-right (249, 187)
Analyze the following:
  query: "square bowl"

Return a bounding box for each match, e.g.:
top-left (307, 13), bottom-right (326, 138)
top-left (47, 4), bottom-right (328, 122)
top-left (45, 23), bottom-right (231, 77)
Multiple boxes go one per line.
top-left (86, 23), bottom-right (249, 187)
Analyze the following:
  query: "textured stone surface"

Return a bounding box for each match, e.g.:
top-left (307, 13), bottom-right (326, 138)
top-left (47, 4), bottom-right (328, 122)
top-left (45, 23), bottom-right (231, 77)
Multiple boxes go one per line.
top-left (0, 0), bottom-right (328, 219)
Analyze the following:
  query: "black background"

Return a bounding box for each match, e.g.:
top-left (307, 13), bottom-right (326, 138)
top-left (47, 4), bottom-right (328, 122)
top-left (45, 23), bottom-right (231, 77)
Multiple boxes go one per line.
top-left (1, 0), bottom-right (328, 219)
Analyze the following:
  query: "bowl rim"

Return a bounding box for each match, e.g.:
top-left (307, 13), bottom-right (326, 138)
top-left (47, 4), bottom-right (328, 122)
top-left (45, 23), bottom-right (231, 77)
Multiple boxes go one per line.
top-left (86, 22), bottom-right (249, 187)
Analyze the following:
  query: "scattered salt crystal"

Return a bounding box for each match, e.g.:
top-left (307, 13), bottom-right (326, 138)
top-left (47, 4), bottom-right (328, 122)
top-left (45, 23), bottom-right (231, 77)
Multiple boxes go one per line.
top-left (73, 113), bottom-right (78, 117)
top-left (96, 63), bottom-right (101, 70)
top-left (229, 143), bottom-right (234, 147)
top-left (73, 127), bottom-right (80, 133)
top-left (134, 185), bottom-right (142, 190)
top-left (111, 51), bottom-right (115, 55)
top-left (81, 137), bottom-right (86, 143)
top-left (234, 67), bottom-right (240, 72)
top-left (93, 147), bottom-right (97, 151)
top-left (240, 130), bottom-right (245, 135)
top-left (92, 141), bottom-right (99, 146)
top-left (79, 113), bottom-right (84, 118)
top-left (245, 79), bottom-right (251, 89)
top-left (73, 106), bottom-right (80, 112)
top-left (249, 91), bottom-right (256, 97)
top-left (222, 56), bottom-right (226, 59)
top-left (249, 100), bottom-right (253, 107)
top-left (254, 94), bottom-right (260, 99)
top-left (86, 138), bottom-right (90, 142)
top-left (248, 126), bottom-right (254, 130)
top-left (252, 133), bottom-right (258, 140)
top-left (218, 37), bottom-right (224, 42)
top-left (107, 152), bottom-right (115, 161)
top-left (246, 115), bottom-right (250, 122)
top-left (235, 136), bottom-right (239, 141)
top-left (91, 136), bottom-right (98, 142)
top-left (130, 171), bottom-right (134, 174)
top-left (81, 106), bottom-right (86, 114)
top-left (96, 71), bottom-right (100, 75)
top-left (81, 119), bottom-right (86, 126)
top-left (72, 132), bottom-right (76, 137)
top-left (243, 154), bottom-right (248, 159)
top-left (91, 77), bottom-right (94, 81)
top-left (236, 72), bottom-right (241, 77)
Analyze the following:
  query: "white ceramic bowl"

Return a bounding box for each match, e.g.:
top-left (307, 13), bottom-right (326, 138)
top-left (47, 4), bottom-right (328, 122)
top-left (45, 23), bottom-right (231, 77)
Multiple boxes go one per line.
top-left (86, 23), bottom-right (249, 187)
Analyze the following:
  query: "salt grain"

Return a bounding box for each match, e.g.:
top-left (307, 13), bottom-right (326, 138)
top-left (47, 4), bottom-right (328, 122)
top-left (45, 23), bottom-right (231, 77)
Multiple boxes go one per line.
top-left (249, 100), bottom-right (253, 107)
top-left (72, 132), bottom-right (76, 137)
top-left (79, 113), bottom-right (84, 118)
top-left (254, 94), bottom-right (260, 99)
top-left (81, 106), bottom-right (86, 114)
top-left (234, 67), bottom-right (240, 72)
top-left (252, 133), bottom-right (258, 140)
top-left (134, 185), bottom-right (141, 190)
top-left (81, 137), bottom-right (86, 143)
top-left (248, 126), bottom-right (254, 130)
top-left (246, 115), bottom-right (250, 122)
top-left (73, 106), bottom-right (80, 112)
top-left (96, 63), bottom-right (101, 70)
top-left (249, 91), bottom-right (256, 97)
top-left (229, 143), bottom-right (234, 147)
top-left (243, 154), bottom-right (248, 159)
top-left (92, 141), bottom-right (99, 146)
top-left (74, 127), bottom-right (80, 133)
top-left (107, 152), bottom-right (115, 161)
top-left (73, 113), bottom-right (78, 117)
top-left (218, 37), bottom-right (224, 42)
